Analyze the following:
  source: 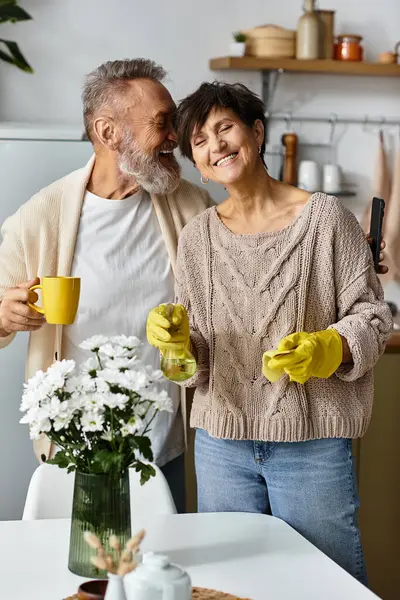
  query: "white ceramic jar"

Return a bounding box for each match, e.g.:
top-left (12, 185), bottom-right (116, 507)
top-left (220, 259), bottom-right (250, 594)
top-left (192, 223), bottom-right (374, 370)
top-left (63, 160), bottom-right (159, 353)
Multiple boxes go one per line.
top-left (323, 163), bottom-right (342, 194)
top-left (298, 160), bottom-right (321, 192)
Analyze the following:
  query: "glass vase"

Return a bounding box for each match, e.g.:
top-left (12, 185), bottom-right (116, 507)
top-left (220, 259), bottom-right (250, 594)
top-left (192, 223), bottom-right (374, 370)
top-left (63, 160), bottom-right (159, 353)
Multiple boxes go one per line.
top-left (68, 470), bottom-right (131, 578)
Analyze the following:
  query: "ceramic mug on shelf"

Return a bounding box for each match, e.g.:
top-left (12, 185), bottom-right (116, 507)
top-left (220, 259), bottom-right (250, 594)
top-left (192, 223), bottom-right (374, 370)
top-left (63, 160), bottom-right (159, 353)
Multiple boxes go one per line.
top-left (298, 160), bottom-right (321, 192)
top-left (323, 164), bottom-right (342, 194)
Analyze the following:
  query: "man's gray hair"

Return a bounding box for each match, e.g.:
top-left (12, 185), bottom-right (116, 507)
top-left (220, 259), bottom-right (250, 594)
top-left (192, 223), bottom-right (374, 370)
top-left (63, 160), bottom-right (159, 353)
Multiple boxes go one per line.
top-left (82, 58), bottom-right (166, 142)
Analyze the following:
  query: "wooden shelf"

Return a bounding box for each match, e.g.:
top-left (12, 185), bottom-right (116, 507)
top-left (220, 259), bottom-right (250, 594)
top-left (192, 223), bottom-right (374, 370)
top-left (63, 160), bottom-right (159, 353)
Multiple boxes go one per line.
top-left (209, 57), bottom-right (400, 77)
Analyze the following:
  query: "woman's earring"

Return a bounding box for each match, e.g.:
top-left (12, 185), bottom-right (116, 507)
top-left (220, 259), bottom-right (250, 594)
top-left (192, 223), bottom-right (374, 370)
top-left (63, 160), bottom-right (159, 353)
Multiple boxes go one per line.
top-left (200, 174), bottom-right (209, 185)
top-left (258, 146), bottom-right (262, 154)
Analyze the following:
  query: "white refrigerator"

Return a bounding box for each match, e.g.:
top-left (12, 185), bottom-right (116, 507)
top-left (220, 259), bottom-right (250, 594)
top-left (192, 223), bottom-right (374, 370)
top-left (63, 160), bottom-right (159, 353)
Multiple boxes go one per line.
top-left (0, 123), bottom-right (93, 520)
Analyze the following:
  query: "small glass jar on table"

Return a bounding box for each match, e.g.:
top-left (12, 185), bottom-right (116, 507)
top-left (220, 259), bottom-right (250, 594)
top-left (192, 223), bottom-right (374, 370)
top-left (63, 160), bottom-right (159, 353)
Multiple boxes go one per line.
top-left (335, 35), bottom-right (363, 62)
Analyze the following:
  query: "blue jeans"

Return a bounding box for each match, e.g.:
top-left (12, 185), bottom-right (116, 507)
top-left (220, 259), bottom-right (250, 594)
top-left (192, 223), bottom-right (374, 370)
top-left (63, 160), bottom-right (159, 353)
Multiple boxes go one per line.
top-left (195, 429), bottom-right (366, 584)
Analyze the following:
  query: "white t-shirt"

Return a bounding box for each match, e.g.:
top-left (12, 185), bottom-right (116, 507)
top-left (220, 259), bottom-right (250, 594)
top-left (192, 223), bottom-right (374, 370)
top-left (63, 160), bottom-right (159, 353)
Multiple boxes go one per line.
top-left (62, 189), bottom-right (183, 467)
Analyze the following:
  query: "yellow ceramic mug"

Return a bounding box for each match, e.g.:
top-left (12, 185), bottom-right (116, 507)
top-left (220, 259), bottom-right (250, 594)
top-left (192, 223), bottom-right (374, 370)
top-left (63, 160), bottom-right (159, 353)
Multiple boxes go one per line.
top-left (28, 277), bottom-right (81, 325)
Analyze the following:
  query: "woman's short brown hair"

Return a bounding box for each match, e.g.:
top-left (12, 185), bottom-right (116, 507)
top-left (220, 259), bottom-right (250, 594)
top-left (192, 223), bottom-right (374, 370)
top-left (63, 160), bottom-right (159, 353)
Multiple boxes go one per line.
top-left (176, 81), bottom-right (266, 163)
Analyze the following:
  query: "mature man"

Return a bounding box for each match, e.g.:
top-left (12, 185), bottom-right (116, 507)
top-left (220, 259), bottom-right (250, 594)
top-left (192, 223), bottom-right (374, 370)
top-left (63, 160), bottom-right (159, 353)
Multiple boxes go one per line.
top-left (0, 58), bottom-right (213, 513)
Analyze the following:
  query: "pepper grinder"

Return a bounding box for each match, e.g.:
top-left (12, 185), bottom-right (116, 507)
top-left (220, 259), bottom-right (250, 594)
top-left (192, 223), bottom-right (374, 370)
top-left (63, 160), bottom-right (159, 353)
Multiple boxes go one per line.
top-left (281, 133), bottom-right (298, 186)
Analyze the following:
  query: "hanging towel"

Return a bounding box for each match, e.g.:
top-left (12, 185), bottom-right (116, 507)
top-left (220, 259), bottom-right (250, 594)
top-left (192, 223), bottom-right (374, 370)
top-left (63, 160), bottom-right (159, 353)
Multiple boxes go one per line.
top-left (361, 130), bottom-right (391, 236)
top-left (382, 141), bottom-right (400, 285)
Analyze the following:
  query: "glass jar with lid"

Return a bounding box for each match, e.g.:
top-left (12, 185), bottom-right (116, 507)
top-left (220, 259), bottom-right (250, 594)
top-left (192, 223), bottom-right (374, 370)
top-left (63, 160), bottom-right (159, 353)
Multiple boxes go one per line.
top-left (335, 35), bottom-right (363, 61)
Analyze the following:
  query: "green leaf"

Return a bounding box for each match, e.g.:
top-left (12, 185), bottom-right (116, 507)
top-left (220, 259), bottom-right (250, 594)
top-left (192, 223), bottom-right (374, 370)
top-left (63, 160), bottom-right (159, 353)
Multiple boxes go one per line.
top-left (132, 435), bottom-right (153, 462)
top-left (134, 461), bottom-right (156, 486)
top-left (0, 39), bottom-right (33, 72)
top-left (47, 452), bottom-right (73, 470)
top-left (92, 449), bottom-right (124, 474)
top-left (0, 1), bottom-right (16, 7)
top-left (0, 47), bottom-right (16, 64)
top-left (0, 4), bottom-right (32, 23)
top-left (91, 449), bottom-right (114, 473)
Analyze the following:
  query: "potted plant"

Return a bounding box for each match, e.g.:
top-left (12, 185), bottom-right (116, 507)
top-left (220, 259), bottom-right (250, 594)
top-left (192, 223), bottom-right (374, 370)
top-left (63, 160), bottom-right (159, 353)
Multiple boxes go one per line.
top-left (19, 334), bottom-right (173, 578)
top-left (0, 0), bottom-right (33, 72)
top-left (230, 31), bottom-right (247, 57)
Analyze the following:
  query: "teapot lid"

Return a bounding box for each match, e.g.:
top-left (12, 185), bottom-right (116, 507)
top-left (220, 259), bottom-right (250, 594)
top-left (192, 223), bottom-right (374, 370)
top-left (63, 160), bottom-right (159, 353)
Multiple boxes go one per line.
top-left (143, 553), bottom-right (170, 568)
top-left (134, 552), bottom-right (187, 584)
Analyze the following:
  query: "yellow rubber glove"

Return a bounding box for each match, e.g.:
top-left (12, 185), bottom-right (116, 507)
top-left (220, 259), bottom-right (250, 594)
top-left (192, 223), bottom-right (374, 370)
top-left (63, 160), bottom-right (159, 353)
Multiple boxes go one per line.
top-left (146, 303), bottom-right (190, 356)
top-left (262, 329), bottom-right (343, 385)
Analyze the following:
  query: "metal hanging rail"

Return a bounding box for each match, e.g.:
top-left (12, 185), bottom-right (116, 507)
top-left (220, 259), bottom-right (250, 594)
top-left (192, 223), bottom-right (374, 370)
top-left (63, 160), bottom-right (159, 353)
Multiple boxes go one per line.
top-left (266, 113), bottom-right (400, 128)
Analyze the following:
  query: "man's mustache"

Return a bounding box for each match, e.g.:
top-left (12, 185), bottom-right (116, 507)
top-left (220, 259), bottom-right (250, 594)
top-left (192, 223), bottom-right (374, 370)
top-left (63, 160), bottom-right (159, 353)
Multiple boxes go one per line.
top-left (156, 141), bottom-right (178, 155)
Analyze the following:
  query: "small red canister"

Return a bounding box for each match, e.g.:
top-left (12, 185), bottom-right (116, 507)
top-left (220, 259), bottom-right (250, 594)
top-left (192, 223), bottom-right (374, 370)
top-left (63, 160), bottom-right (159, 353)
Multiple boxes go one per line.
top-left (335, 35), bottom-right (363, 61)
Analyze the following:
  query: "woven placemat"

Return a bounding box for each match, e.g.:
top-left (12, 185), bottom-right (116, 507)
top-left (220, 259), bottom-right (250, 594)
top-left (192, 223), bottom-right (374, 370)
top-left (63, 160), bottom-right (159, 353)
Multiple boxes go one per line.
top-left (193, 588), bottom-right (251, 600)
top-left (65, 587), bottom-right (251, 600)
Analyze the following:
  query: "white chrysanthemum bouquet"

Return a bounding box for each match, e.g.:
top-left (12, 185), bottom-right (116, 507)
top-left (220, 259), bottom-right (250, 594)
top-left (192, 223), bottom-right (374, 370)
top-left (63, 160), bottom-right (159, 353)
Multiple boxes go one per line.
top-left (19, 335), bottom-right (172, 484)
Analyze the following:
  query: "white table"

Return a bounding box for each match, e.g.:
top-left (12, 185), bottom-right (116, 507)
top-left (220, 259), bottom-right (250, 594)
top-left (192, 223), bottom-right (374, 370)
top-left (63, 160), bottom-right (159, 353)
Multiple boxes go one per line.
top-left (0, 513), bottom-right (379, 600)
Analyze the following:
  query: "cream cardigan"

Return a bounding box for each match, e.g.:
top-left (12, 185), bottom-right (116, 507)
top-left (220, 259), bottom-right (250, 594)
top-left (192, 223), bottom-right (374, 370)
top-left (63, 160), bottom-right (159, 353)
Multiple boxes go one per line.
top-left (0, 156), bottom-right (213, 460)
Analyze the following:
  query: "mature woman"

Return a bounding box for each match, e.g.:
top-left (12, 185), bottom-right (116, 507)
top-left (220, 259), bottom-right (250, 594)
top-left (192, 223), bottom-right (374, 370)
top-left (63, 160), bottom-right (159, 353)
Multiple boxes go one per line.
top-left (146, 82), bottom-right (393, 583)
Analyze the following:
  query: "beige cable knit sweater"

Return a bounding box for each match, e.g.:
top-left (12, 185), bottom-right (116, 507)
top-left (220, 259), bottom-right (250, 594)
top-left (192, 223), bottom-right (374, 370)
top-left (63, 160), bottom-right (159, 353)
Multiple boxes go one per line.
top-left (175, 193), bottom-right (393, 442)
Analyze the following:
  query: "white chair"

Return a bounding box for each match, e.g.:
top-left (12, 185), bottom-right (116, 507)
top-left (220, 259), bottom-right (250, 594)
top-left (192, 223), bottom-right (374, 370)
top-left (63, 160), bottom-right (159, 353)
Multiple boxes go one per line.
top-left (22, 463), bottom-right (177, 520)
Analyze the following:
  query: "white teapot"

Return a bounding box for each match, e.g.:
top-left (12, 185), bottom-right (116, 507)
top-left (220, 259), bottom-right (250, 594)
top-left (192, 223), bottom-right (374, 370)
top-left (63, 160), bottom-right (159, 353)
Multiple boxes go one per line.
top-left (124, 552), bottom-right (191, 600)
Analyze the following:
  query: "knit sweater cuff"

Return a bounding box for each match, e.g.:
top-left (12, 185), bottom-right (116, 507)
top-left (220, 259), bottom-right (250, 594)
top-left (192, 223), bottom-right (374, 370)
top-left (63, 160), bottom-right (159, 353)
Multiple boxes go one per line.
top-left (329, 322), bottom-right (378, 382)
top-left (0, 331), bottom-right (16, 350)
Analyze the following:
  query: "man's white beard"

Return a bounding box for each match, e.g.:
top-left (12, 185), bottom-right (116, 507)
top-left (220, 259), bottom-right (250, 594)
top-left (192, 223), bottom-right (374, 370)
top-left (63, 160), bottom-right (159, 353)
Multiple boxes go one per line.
top-left (118, 131), bottom-right (181, 195)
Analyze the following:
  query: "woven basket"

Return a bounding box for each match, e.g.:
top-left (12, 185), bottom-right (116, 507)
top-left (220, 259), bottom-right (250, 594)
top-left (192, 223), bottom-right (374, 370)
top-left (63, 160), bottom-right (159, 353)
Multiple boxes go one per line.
top-left (65, 587), bottom-right (251, 600)
top-left (193, 589), bottom-right (251, 600)
top-left (244, 24), bottom-right (296, 58)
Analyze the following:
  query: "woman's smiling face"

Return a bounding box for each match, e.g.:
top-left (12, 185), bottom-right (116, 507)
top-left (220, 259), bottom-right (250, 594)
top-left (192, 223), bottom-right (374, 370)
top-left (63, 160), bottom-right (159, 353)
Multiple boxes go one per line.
top-left (190, 106), bottom-right (264, 186)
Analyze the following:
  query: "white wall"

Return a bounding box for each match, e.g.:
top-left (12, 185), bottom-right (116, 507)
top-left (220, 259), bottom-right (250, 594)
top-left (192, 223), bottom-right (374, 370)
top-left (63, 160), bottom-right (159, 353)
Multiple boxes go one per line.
top-left (0, 0), bottom-right (399, 519)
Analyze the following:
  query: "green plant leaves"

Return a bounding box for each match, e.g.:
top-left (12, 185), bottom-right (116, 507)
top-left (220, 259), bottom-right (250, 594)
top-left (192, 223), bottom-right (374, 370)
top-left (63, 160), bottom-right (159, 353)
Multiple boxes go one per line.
top-left (91, 449), bottom-right (125, 475)
top-left (0, 2), bottom-right (33, 71)
top-left (0, 38), bottom-right (33, 72)
top-left (47, 452), bottom-right (74, 470)
top-left (0, 2), bottom-right (32, 23)
top-left (133, 461), bottom-right (156, 486)
top-left (129, 435), bottom-right (154, 462)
